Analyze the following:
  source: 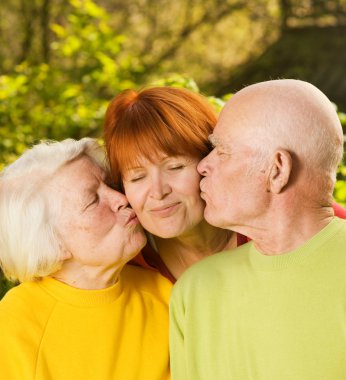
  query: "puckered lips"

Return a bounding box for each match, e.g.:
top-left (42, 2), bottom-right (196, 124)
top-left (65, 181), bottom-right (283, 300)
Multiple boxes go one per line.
top-left (124, 210), bottom-right (139, 226)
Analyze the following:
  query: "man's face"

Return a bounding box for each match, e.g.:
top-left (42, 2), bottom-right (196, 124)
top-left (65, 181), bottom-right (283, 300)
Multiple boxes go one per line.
top-left (197, 105), bottom-right (269, 231)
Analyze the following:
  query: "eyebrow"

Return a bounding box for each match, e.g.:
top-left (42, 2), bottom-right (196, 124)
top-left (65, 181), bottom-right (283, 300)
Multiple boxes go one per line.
top-left (208, 134), bottom-right (219, 147)
top-left (83, 169), bottom-right (106, 196)
top-left (208, 134), bottom-right (232, 153)
top-left (80, 175), bottom-right (103, 211)
top-left (124, 155), bottom-right (184, 174)
top-left (82, 181), bottom-right (98, 199)
top-left (125, 165), bottom-right (145, 172)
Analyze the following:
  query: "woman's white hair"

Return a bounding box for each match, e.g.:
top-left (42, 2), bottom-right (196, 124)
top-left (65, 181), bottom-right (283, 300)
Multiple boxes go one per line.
top-left (0, 138), bottom-right (107, 283)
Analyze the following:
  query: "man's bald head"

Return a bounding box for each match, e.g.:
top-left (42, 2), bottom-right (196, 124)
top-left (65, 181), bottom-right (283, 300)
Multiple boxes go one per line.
top-left (220, 79), bottom-right (343, 177)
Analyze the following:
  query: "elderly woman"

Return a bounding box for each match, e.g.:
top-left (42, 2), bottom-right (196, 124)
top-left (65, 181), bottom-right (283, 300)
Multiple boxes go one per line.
top-left (0, 138), bottom-right (171, 380)
top-left (104, 86), bottom-right (346, 282)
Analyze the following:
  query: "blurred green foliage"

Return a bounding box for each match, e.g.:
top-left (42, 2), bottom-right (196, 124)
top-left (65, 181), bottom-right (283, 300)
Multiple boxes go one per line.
top-left (336, 112), bottom-right (346, 206)
top-left (0, 0), bottom-right (346, 298)
top-left (0, 0), bottom-right (139, 170)
top-left (0, 277), bottom-right (17, 300)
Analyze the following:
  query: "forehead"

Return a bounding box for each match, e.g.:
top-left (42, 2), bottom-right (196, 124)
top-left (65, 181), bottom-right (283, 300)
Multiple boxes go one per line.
top-left (64, 156), bottom-right (103, 178)
top-left (214, 101), bottom-right (255, 143)
top-left (123, 151), bottom-right (197, 171)
top-left (50, 157), bottom-right (104, 192)
top-left (209, 117), bottom-right (234, 149)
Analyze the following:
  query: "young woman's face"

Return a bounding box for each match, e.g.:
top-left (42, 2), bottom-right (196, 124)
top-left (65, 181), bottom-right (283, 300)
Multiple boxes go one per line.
top-left (122, 154), bottom-right (205, 238)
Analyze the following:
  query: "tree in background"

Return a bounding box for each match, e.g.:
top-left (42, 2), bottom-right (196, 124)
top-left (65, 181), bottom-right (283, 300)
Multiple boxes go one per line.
top-left (2, 0), bottom-right (346, 91)
top-left (0, 0), bottom-right (138, 167)
top-left (0, 0), bottom-right (235, 170)
top-left (0, 0), bottom-right (280, 89)
top-left (0, 0), bottom-right (345, 195)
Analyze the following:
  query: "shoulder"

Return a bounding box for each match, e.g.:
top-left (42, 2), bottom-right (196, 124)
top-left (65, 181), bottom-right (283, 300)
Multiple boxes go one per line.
top-left (332, 216), bottom-right (346, 238)
top-left (172, 242), bottom-right (252, 299)
top-left (0, 281), bottom-right (56, 335)
top-left (0, 281), bottom-right (49, 312)
top-left (331, 216), bottom-right (346, 231)
top-left (121, 264), bottom-right (172, 304)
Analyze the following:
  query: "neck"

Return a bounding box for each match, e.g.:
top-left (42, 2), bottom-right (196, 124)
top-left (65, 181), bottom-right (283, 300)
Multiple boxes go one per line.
top-left (240, 201), bottom-right (335, 255)
top-left (51, 261), bottom-right (124, 290)
top-left (154, 220), bottom-right (237, 279)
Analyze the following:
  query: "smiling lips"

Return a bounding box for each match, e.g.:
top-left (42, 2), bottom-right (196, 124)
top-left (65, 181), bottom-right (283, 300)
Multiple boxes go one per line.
top-left (150, 202), bottom-right (181, 217)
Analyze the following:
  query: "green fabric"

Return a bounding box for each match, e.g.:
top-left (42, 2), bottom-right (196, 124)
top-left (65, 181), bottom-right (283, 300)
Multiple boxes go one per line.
top-left (170, 218), bottom-right (346, 380)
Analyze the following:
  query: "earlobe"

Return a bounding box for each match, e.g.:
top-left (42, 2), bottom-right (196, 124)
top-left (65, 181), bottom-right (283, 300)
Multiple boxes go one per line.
top-left (266, 150), bottom-right (292, 194)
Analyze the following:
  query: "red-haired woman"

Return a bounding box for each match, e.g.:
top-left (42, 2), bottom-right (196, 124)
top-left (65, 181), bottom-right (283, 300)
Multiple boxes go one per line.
top-left (104, 86), bottom-right (346, 283)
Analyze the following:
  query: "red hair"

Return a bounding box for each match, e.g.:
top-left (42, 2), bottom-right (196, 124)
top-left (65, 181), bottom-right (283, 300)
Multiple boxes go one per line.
top-left (103, 86), bottom-right (217, 183)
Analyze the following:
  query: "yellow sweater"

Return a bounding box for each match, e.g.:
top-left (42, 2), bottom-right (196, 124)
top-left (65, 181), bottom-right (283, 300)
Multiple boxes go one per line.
top-left (0, 265), bottom-right (171, 380)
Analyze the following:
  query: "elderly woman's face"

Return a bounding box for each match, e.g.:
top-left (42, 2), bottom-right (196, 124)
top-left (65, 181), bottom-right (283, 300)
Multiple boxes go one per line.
top-left (122, 153), bottom-right (205, 238)
top-left (50, 156), bottom-right (146, 267)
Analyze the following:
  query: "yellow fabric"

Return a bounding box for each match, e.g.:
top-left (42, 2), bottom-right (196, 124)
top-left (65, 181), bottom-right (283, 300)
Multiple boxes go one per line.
top-left (0, 265), bottom-right (171, 380)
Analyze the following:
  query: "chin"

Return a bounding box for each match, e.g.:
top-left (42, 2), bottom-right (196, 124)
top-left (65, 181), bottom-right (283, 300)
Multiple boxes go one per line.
top-left (204, 209), bottom-right (222, 228)
top-left (138, 232), bottom-right (148, 247)
top-left (147, 224), bottom-right (188, 239)
top-left (154, 221), bottom-right (203, 239)
top-left (130, 229), bottom-right (147, 251)
top-left (152, 229), bottom-right (182, 239)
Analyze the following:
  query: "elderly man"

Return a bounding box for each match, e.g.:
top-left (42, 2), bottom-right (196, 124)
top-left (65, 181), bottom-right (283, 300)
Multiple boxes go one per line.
top-left (170, 79), bottom-right (346, 380)
top-left (0, 138), bottom-right (171, 380)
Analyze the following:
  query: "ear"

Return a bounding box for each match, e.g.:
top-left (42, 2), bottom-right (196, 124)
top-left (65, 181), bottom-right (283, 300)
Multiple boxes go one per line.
top-left (266, 150), bottom-right (292, 194)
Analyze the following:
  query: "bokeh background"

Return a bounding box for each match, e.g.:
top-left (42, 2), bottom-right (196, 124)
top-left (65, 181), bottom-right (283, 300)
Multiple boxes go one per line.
top-left (1, 0), bottom-right (346, 296)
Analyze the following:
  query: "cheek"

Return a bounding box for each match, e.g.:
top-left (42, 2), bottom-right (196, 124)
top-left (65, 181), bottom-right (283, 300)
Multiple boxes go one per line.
top-left (180, 175), bottom-right (205, 217)
top-left (207, 170), bottom-right (222, 192)
top-left (87, 206), bottom-right (119, 237)
top-left (178, 169), bottom-right (201, 196)
top-left (209, 172), bottom-right (232, 207)
top-left (123, 185), bottom-right (145, 212)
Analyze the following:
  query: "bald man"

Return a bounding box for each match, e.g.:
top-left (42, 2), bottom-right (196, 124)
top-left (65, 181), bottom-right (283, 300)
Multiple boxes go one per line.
top-left (170, 80), bottom-right (346, 380)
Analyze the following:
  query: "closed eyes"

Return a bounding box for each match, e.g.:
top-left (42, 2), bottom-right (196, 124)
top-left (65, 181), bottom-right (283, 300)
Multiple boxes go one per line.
top-left (169, 165), bottom-right (184, 170)
top-left (130, 176), bottom-right (144, 182)
top-left (85, 193), bottom-right (99, 210)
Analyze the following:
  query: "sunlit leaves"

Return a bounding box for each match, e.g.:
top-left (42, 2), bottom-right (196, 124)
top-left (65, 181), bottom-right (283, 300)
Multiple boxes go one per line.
top-left (152, 74), bottom-right (200, 92)
top-left (0, 0), bottom-right (345, 205)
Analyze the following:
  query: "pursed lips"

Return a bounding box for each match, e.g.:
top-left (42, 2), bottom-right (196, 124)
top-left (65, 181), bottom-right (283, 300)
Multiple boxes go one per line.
top-left (123, 210), bottom-right (138, 226)
top-left (199, 179), bottom-right (209, 201)
top-left (199, 178), bottom-right (206, 193)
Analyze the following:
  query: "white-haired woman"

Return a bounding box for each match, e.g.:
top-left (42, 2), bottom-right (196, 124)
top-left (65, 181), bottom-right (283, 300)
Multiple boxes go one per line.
top-left (0, 138), bottom-right (171, 380)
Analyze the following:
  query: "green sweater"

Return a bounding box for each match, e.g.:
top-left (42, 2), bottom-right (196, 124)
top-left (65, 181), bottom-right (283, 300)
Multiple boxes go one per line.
top-left (170, 218), bottom-right (346, 380)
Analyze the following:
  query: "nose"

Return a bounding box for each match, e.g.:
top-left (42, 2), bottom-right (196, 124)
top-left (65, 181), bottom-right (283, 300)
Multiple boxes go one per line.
top-left (197, 154), bottom-right (211, 176)
top-left (104, 185), bottom-right (128, 211)
top-left (150, 173), bottom-right (171, 200)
